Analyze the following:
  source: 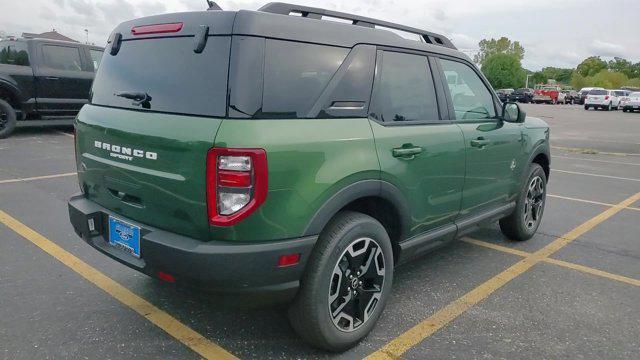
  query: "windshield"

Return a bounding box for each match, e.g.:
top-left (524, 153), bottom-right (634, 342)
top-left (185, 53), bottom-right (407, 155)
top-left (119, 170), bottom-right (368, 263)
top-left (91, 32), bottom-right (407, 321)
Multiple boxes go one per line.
top-left (589, 89), bottom-right (607, 95)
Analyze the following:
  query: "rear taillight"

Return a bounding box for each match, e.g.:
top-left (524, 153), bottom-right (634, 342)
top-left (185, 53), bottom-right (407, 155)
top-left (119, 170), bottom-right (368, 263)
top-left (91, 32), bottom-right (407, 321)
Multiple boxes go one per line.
top-left (131, 22), bottom-right (183, 35)
top-left (206, 148), bottom-right (268, 226)
top-left (605, 95), bottom-right (609, 100)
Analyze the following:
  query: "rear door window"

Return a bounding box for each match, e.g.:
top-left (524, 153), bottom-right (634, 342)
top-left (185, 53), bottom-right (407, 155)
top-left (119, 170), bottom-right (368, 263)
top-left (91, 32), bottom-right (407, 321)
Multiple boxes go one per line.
top-left (0, 41), bottom-right (30, 66)
top-left (262, 40), bottom-right (348, 118)
top-left (90, 36), bottom-right (230, 117)
top-left (41, 45), bottom-right (82, 71)
top-left (369, 51), bottom-right (439, 122)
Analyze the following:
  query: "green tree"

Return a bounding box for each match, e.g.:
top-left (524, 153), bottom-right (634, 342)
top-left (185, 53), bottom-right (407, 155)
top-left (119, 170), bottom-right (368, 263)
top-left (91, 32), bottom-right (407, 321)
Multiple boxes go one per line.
top-left (481, 53), bottom-right (526, 89)
top-left (529, 71), bottom-right (546, 87)
top-left (576, 56), bottom-right (607, 77)
top-left (588, 70), bottom-right (628, 89)
top-left (473, 37), bottom-right (525, 66)
top-left (625, 78), bottom-right (640, 88)
top-left (607, 57), bottom-right (633, 77)
top-left (570, 72), bottom-right (587, 90)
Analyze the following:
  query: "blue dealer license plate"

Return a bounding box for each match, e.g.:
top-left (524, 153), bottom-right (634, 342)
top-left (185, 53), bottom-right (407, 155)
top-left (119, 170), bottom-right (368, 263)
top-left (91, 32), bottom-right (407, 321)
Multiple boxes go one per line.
top-left (108, 216), bottom-right (141, 258)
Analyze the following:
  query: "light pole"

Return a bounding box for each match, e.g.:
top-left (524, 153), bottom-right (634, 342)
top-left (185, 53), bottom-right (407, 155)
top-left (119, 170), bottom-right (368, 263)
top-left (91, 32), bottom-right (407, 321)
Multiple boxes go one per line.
top-left (84, 29), bottom-right (89, 44)
top-left (525, 74), bottom-right (532, 89)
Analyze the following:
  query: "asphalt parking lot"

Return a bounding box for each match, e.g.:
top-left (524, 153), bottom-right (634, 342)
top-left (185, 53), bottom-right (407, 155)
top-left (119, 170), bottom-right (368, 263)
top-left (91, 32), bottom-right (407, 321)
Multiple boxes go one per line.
top-left (1, 104), bottom-right (639, 359)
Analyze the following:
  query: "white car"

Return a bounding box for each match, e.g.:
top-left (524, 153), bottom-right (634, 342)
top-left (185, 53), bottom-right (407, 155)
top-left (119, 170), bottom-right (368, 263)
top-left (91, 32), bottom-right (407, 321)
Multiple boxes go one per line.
top-left (584, 89), bottom-right (620, 111)
top-left (614, 90), bottom-right (631, 109)
top-left (621, 92), bottom-right (640, 113)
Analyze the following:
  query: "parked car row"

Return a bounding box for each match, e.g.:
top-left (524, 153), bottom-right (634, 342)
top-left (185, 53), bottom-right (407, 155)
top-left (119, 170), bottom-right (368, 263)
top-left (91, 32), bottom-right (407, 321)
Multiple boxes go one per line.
top-left (583, 88), bottom-right (634, 111)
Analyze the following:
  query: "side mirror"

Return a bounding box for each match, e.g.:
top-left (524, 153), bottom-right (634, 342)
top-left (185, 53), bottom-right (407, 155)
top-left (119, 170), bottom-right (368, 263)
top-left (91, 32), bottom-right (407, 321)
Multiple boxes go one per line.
top-left (502, 102), bottom-right (526, 123)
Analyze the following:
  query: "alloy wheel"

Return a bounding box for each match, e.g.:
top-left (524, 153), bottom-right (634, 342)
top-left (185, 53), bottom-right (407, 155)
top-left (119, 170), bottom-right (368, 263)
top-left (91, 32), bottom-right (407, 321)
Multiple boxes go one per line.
top-left (328, 237), bottom-right (385, 332)
top-left (523, 176), bottom-right (545, 230)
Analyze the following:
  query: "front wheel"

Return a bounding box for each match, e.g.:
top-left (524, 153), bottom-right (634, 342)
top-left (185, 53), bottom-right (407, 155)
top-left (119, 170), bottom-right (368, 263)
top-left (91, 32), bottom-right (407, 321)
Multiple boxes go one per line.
top-left (288, 211), bottom-right (394, 351)
top-left (500, 163), bottom-right (547, 241)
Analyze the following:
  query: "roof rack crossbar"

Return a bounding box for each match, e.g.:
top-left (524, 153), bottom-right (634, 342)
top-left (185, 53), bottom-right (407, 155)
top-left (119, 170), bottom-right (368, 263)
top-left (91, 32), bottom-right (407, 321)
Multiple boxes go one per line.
top-left (257, 2), bottom-right (456, 50)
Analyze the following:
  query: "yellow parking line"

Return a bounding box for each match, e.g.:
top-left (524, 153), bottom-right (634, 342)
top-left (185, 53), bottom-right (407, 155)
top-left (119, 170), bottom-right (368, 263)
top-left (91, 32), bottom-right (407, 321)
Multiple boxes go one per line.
top-left (366, 192), bottom-right (640, 359)
top-left (0, 172), bottom-right (77, 184)
top-left (462, 238), bottom-right (640, 287)
top-left (548, 194), bottom-right (640, 212)
top-left (0, 210), bottom-right (237, 360)
top-left (552, 168), bottom-right (640, 182)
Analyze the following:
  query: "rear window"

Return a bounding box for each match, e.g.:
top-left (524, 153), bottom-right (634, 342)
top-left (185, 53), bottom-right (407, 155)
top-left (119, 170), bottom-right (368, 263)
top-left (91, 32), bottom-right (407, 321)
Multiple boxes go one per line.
top-left (91, 36), bottom-right (230, 117)
top-left (0, 41), bottom-right (29, 66)
top-left (262, 40), bottom-right (348, 117)
top-left (589, 89), bottom-right (607, 95)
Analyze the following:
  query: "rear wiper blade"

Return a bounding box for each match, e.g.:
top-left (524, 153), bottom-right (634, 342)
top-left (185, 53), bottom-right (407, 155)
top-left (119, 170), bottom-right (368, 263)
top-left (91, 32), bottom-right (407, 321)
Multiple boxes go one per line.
top-left (114, 91), bottom-right (152, 109)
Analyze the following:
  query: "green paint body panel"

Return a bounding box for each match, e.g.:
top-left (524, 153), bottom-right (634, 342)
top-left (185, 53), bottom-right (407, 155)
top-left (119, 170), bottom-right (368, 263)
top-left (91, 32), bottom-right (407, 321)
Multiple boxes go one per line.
top-left (456, 120), bottom-right (527, 216)
top-left (369, 120), bottom-right (465, 236)
top-left (211, 118), bottom-right (379, 241)
top-left (75, 105), bottom-right (221, 240)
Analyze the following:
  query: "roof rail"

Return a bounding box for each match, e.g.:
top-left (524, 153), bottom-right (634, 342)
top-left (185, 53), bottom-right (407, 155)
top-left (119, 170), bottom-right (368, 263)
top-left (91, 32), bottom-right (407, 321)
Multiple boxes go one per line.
top-left (257, 2), bottom-right (456, 50)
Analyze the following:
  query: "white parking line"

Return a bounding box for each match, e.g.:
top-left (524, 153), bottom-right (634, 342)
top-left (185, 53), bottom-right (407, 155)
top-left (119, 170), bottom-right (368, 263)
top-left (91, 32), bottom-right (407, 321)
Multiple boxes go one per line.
top-left (0, 172), bottom-right (77, 184)
top-left (55, 130), bottom-right (74, 138)
top-left (551, 169), bottom-right (640, 182)
top-left (548, 194), bottom-right (640, 212)
top-left (552, 155), bottom-right (640, 167)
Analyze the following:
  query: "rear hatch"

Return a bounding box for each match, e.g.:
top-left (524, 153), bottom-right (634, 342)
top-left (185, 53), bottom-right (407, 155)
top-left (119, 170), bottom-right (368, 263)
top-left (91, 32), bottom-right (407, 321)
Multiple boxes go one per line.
top-left (76, 12), bottom-right (234, 240)
top-left (587, 89), bottom-right (608, 103)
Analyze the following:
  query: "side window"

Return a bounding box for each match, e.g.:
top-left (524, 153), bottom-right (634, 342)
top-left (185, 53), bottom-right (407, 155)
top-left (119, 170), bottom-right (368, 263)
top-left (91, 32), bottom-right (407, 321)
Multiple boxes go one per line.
top-left (439, 59), bottom-right (496, 120)
top-left (262, 40), bottom-right (348, 118)
top-left (370, 51), bottom-right (439, 122)
top-left (41, 45), bottom-right (82, 71)
top-left (0, 41), bottom-right (30, 66)
top-left (89, 49), bottom-right (103, 71)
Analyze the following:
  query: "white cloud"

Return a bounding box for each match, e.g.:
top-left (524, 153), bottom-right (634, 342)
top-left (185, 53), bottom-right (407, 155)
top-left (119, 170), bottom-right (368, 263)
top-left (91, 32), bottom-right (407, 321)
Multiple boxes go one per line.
top-left (588, 40), bottom-right (626, 58)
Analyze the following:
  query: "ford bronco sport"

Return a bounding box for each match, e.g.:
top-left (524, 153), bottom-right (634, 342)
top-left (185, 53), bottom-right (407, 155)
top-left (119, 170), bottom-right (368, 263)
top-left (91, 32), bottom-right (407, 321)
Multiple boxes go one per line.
top-left (68, 2), bottom-right (550, 351)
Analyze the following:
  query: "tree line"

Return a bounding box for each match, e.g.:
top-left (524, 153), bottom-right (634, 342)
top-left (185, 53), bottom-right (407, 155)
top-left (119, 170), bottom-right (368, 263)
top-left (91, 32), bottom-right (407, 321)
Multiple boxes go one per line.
top-left (475, 37), bottom-right (640, 90)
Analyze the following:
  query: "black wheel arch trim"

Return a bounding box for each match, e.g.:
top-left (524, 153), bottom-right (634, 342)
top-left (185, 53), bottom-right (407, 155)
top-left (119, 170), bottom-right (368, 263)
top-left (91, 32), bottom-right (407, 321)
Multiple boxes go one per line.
top-left (0, 79), bottom-right (23, 109)
top-left (302, 179), bottom-right (410, 238)
top-left (526, 141), bottom-right (550, 180)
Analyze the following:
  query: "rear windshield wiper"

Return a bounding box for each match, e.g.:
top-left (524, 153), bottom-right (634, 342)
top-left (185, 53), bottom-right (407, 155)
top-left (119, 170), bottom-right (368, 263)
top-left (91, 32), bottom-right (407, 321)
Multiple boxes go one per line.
top-left (114, 91), bottom-right (152, 109)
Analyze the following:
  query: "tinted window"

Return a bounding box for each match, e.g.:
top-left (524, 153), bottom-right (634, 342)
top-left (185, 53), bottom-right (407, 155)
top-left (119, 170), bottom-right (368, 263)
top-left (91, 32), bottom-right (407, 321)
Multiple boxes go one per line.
top-left (0, 41), bottom-right (29, 66)
top-left (91, 36), bottom-right (230, 117)
top-left (42, 45), bottom-right (82, 71)
top-left (440, 59), bottom-right (496, 120)
top-left (370, 51), bottom-right (439, 122)
top-left (262, 40), bottom-right (348, 118)
top-left (90, 49), bottom-right (103, 71)
top-left (590, 89), bottom-right (607, 95)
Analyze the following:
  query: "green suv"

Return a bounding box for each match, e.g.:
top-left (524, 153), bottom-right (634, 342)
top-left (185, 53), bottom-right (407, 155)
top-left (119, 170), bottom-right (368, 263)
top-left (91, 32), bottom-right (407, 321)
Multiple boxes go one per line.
top-left (68, 2), bottom-right (550, 351)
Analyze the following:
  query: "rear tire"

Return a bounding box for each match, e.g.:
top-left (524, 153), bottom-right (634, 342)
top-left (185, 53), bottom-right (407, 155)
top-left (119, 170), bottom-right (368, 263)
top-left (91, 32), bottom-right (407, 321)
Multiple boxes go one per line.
top-left (500, 164), bottom-right (547, 241)
top-left (584, 105), bottom-right (589, 110)
top-left (288, 211), bottom-right (394, 351)
top-left (0, 99), bottom-right (17, 139)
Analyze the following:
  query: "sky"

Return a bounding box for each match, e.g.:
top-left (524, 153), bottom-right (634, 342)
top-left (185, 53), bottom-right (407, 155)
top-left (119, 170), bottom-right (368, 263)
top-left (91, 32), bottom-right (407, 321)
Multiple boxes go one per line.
top-left (1, 0), bottom-right (638, 70)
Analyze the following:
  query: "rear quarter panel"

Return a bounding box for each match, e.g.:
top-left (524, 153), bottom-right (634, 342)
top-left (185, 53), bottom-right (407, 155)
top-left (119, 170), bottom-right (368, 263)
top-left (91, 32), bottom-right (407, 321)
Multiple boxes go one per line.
top-left (212, 118), bottom-right (379, 242)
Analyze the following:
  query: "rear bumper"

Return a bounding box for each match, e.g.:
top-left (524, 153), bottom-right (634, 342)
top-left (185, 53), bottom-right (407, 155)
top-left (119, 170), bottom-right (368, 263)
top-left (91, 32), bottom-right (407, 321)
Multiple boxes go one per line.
top-left (68, 193), bottom-right (316, 302)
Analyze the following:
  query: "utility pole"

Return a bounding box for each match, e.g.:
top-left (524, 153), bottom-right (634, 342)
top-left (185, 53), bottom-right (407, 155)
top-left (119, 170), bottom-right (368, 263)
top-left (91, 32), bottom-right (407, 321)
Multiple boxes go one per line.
top-left (525, 74), bottom-right (532, 89)
top-left (84, 29), bottom-right (89, 44)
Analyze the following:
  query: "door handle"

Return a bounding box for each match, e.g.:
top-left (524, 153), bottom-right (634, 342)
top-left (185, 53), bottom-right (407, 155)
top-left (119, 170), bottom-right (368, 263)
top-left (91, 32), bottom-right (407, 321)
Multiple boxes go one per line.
top-left (470, 137), bottom-right (490, 148)
top-left (392, 146), bottom-right (423, 158)
top-left (45, 76), bottom-right (60, 80)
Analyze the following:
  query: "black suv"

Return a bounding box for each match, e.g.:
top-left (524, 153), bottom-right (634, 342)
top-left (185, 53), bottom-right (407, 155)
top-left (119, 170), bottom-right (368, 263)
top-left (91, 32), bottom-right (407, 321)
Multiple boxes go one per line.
top-left (509, 88), bottom-right (534, 103)
top-left (0, 38), bottom-right (103, 138)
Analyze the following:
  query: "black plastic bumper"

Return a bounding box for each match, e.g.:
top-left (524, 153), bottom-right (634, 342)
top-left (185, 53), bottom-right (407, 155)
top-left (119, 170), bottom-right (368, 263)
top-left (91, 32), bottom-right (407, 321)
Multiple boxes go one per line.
top-left (68, 194), bottom-right (317, 301)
